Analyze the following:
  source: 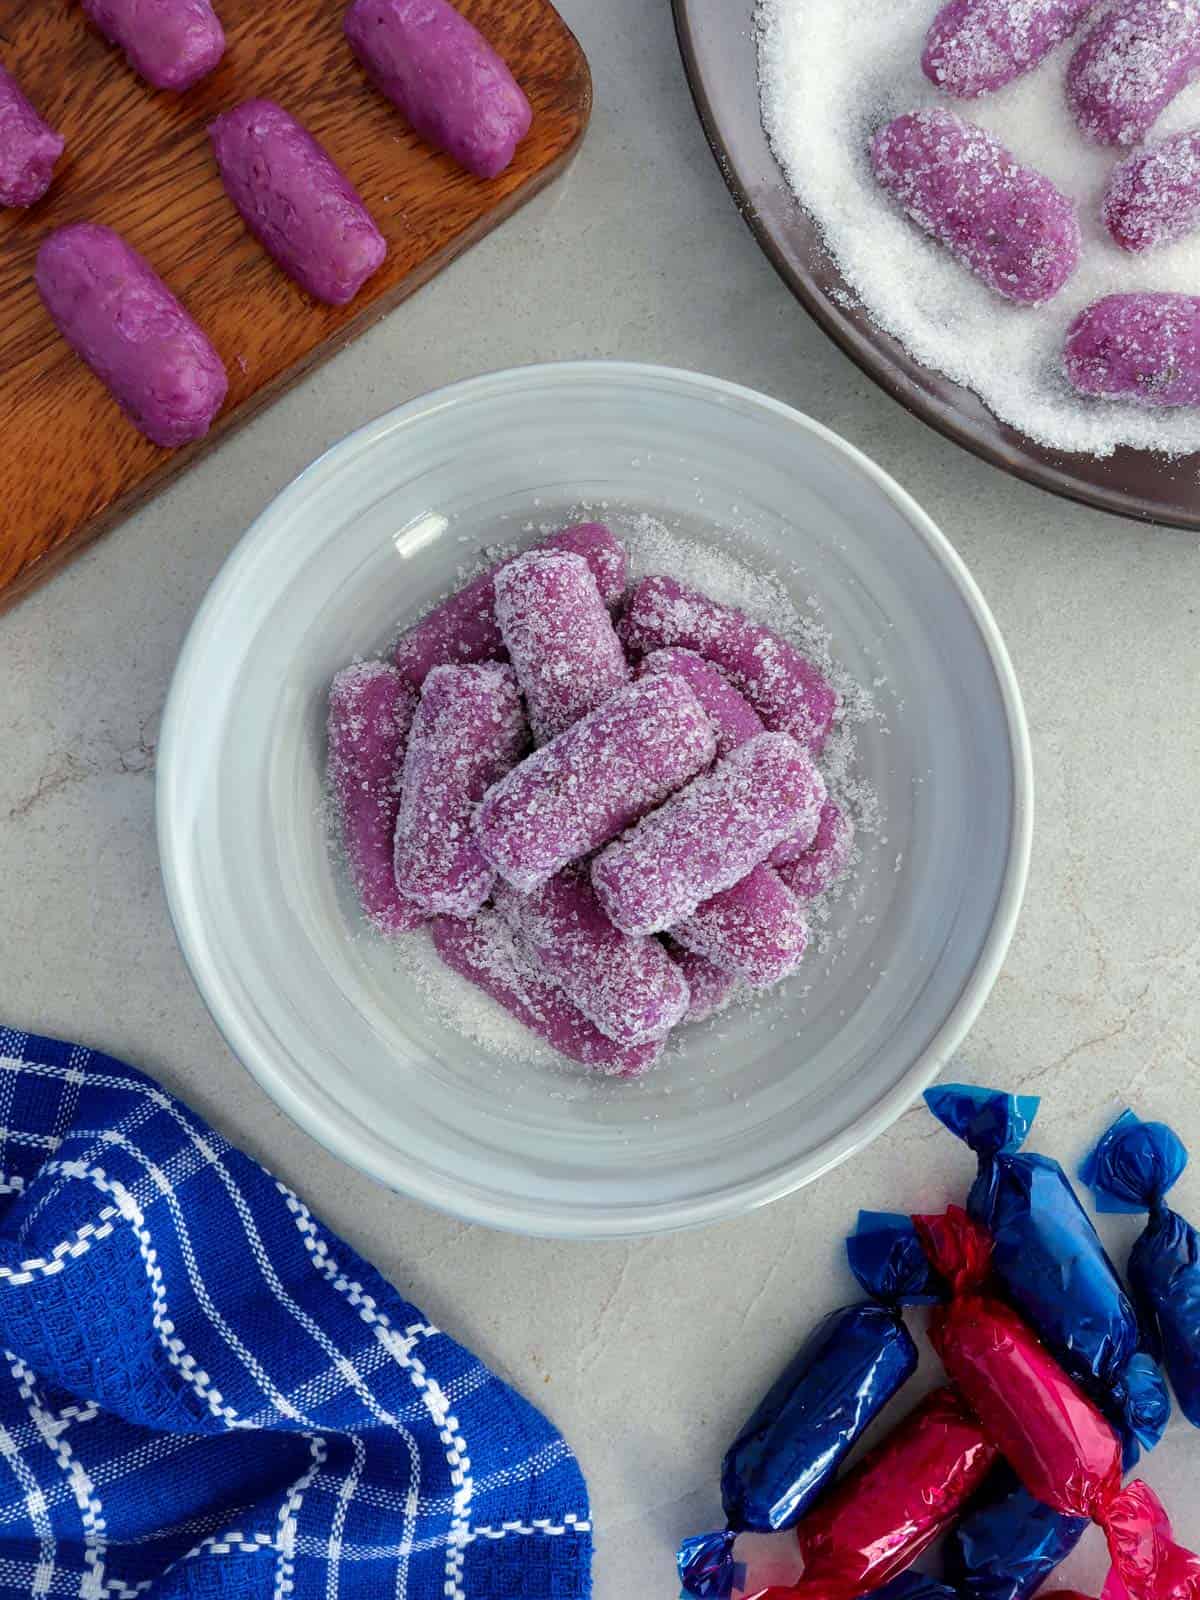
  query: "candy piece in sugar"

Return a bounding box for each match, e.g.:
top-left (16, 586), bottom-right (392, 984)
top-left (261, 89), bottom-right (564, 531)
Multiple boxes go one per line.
top-left (1104, 128), bottom-right (1200, 252)
top-left (619, 576), bottom-right (837, 755)
top-left (82, 0), bottom-right (225, 90)
top-left (475, 674), bottom-right (717, 893)
top-left (36, 224), bottom-right (228, 449)
top-left (394, 523), bottom-right (627, 688)
top-left (494, 550), bottom-right (629, 744)
top-left (344, 0), bottom-right (532, 179)
top-left (430, 911), bottom-right (660, 1077)
top-left (327, 662), bottom-right (423, 937)
top-left (773, 795), bottom-right (854, 880)
top-left (870, 110), bottom-right (1080, 305)
top-left (210, 101), bottom-right (386, 306)
top-left (1083, 1111), bottom-right (1200, 1430)
top-left (592, 733), bottom-right (825, 937)
top-left (923, 0), bottom-right (1095, 97)
top-left (1066, 293), bottom-right (1200, 407)
top-left (492, 870), bottom-right (688, 1047)
top-left (0, 67), bottom-right (64, 207)
top-left (664, 940), bottom-right (739, 1025)
top-left (945, 1463), bottom-right (1089, 1600)
top-left (636, 647), bottom-right (765, 758)
top-left (393, 662), bottom-right (526, 917)
top-left (1067, 0), bottom-right (1200, 146)
top-left (671, 864), bottom-right (808, 990)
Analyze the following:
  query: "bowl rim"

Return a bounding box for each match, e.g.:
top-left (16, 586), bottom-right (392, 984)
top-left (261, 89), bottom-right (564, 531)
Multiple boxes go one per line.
top-left (156, 359), bottom-right (1034, 1239)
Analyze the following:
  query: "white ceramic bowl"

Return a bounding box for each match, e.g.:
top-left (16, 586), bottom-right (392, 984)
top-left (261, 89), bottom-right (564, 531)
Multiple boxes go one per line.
top-left (158, 362), bottom-right (1031, 1239)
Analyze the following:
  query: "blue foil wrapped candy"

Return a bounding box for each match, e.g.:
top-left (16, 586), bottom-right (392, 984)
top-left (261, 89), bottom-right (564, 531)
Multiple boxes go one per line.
top-left (944, 1463), bottom-right (1088, 1600)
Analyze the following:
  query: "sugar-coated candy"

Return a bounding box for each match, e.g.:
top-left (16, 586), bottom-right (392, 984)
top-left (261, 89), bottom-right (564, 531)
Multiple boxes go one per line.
top-left (494, 550), bottom-right (629, 744)
top-left (0, 66), bottom-right (64, 207)
top-left (665, 941), bottom-right (740, 1024)
top-left (775, 798), bottom-right (855, 888)
top-left (1083, 1111), bottom-right (1200, 1429)
top-left (209, 100), bottom-right (386, 305)
top-left (925, 1084), bottom-right (1171, 1463)
top-left (344, 0), bottom-right (532, 179)
top-left (945, 1463), bottom-right (1088, 1600)
top-left (430, 911), bottom-right (660, 1077)
top-left (923, 0), bottom-right (1095, 97)
top-left (393, 523), bottom-right (626, 688)
top-left (1068, 0), bottom-right (1200, 146)
top-left (618, 576), bottom-right (838, 755)
top-left (83, 0), bottom-right (225, 90)
top-left (1066, 292), bottom-right (1200, 407)
top-left (1104, 128), bottom-right (1200, 252)
top-left (492, 870), bottom-right (688, 1047)
top-left (474, 674), bottom-right (716, 893)
top-left (871, 110), bottom-right (1080, 305)
top-left (327, 662), bottom-right (423, 937)
top-left (671, 864), bottom-right (808, 990)
top-left (394, 663), bottom-right (526, 917)
top-left (636, 647), bottom-right (764, 758)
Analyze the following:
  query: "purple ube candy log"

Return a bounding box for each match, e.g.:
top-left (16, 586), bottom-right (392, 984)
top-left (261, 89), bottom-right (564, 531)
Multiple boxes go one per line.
top-left (1065, 292), bottom-right (1200, 406)
top-left (327, 662), bottom-right (423, 937)
top-left (592, 733), bottom-right (827, 937)
top-left (923, 0), bottom-right (1095, 97)
top-left (36, 224), bottom-right (228, 448)
top-left (344, 0), bottom-right (532, 179)
top-left (671, 864), bottom-right (809, 990)
top-left (619, 577), bottom-right (838, 756)
top-left (431, 911), bottom-right (661, 1077)
top-left (0, 67), bottom-right (64, 207)
top-left (1103, 127), bottom-right (1200, 250)
top-left (82, 0), bottom-right (225, 90)
top-left (393, 662), bottom-right (526, 916)
top-left (209, 101), bottom-right (386, 306)
top-left (665, 940), bottom-right (740, 1024)
top-left (475, 675), bottom-right (717, 893)
top-left (493, 870), bottom-right (689, 1046)
top-left (871, 109), bottom-right (1081, 304)
top-left (1068, 0), bottom-right (1200, 146)
top-left (776, 799), bottom-right (857, 902)
top-left (636, 647), bottom-right (764, 759)
top-left (394, 523), bottom-right (627, 688)
top-left (494, 551), bottom-right (629, 744)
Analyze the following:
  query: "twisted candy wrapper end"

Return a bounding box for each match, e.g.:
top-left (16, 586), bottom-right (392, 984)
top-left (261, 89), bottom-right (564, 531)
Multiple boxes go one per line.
top-left (679, 1530), bottom-right (740, 1599)
top-left (846, 1211), bottom-right (945, 1305)
top-left (1082, 1112), bottom-right (1188, 1216)
top-left (924, 1084), bottom-right (1040, 1158)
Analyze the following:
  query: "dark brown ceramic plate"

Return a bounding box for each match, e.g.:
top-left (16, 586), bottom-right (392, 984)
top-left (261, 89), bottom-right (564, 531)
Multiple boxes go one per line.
top-left (672, 0), bottom-right (1200, 530)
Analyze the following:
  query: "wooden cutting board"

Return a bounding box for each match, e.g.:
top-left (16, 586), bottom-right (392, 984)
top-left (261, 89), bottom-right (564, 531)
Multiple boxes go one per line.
top-left (0, 0), bottom-right (590, 609)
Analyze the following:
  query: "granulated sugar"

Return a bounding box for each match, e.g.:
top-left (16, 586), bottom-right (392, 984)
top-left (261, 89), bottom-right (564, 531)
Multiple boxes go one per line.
top-left (757, 0), bottom-right (1200, 456)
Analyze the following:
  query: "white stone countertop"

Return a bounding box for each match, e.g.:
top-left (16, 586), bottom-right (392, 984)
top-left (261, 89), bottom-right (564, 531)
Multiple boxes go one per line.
top-left (3, 1), bottom-right (1199, 1594)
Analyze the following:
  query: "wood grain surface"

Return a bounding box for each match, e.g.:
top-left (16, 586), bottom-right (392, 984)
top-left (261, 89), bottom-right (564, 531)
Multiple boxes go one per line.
top-left (0, 0), bottom-right (591, 609)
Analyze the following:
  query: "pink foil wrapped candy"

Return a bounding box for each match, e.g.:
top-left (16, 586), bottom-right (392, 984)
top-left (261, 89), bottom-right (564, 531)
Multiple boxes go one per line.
top-left (665, 941), bottom-right (740, 1024)
top-left (671, 864), bottom-right (809, 990)
top-left (619, 577), bottom-right (838, 755)
top-left (592, 733), bottom-right (827, 937)
top-left (923, 0), bottom-right (1095, 97)
top-left (1103, 127), bottom-right (1200, 250)
top-left (0, 67), bottom-right (64, 207)
top-left (83, 0), bottom-right (225, 90)
top-left (209, 100), bottom-right (386, 305)
top-left (327, 662), bottom-right (423, 937)
top-left (1065, 293), bottom-right (1200, 406)
top-left (474, 674), bottom-right (717, 894)
top-left (393, 662), bottom-right (527, 917)
top-left (344, 0), bottom-right (532, 179)
top-left (493, 870), bottom-right (689, 1046)
top-left (494, 550), bottom-right (629, 744)
top-left (36, 223), bottom-right (228, 448)
top-left (1068, 0), bottom-right (1200, 146)
top-left (871, 109), bottom-right (1081, 304)
top-left (777, 799), bottom-right (856, 899)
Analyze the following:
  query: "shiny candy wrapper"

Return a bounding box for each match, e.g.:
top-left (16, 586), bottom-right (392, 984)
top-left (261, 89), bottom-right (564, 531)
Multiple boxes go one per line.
top-left (944, 1463), bottom-right (1088, 1600)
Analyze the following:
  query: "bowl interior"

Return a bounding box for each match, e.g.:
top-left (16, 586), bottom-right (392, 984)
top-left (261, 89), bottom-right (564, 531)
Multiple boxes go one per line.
top-left (158, 363), bottom-right (1029, 1237)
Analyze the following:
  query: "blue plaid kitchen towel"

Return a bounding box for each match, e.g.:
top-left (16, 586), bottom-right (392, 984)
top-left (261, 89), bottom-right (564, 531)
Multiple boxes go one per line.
top-left (0, 1029), bottom-right (592, 1600)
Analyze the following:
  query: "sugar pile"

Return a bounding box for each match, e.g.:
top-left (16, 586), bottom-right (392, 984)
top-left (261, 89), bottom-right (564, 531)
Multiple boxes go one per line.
top-left (757, 0), bottom-right (1200, 456)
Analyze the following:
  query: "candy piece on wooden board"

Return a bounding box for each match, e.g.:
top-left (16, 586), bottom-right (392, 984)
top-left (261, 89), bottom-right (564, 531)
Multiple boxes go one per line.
top-left (670, 864), bottom-right (808, 990)
top-left (491, 871), bottom-right (688, 1047)
top-left (592, 733), bottom-right (825, 937)
top-left (327, 662), bottom-right (423, 937)
top-left (35, 224), bottom-right (228, 449)
top-left (664, 941), bottom-right (739, 1025)
top-left (1066, 293), bottom-right (1200, 407)
top-left (870, 110), bottom-right (1080, 305)
top-left (773, 797), bottom-right (855, 882)
top-left (393, 523), bottom-right (627, 688)
top-left (393, 662), bottom-right (526, 917)
top-left (1082, 1111), bottom-right (1200, 1429)
top-left (343, 0), bottom-right (532, 179)
top-left (209, 101), bottom-right (386, 306)
top-left (1104, 129), bottom-right (1200, 252)
top-left (0, 66), bottom-right (64, 207)
top-left (474, 674), bottom-right (717, 893)
top-left (429, 911), bottom-right (660, 1077)
top-left (1067, 0), bottom-right (1200, 146)
top-left (494, 550), bottom-right (629, 744)
top-left (924, 1084), bottom-right (1171, 1464)
top-left (944, 1463), bottom-right (1089, 1600)
top-left (82, 0), bottom-right (225, 90)
top-left (922, 0), bottom-right (1094, 96)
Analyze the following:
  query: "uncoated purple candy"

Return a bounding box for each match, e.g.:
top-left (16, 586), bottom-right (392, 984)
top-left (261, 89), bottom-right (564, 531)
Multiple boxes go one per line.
top-left (671, 864), bottom-right (809, 991)
top-left (0, 67), bottom-right (64, 207)
top-left (1068, 0), bottom-right (1200, 146)
top-left (871, 109), bottom-right (1080, 304)
top-left (1103, 127), bottom-right (1200, 251)
top-left (210, 101), bottom-right (386, 305)
top-left (36, 223), bottom-right (228, 448)
top-left (344, 0), bottom-right (532, 179)
top-left (1064, 293), bottom-right (1200, 406)
top-left (83, 0), bottom-right (225, 91)
top-left (923, 0), bottom-right (1095, 97)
